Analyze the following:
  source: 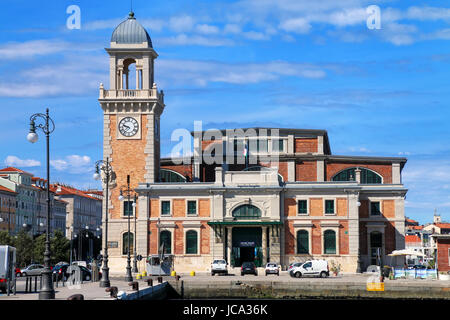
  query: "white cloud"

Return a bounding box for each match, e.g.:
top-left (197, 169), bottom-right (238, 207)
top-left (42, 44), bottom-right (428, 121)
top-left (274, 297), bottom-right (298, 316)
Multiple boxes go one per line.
top-left (406, 6), bottom-right (450, 22)
top-left (0, 40), bottom-right (72, 59)
top-left (4, 156), bottom-right (41, 168)
top-left (195, 24), bottom-right (220, 35)
top-left (279, 18), bottom-right (311, 34)
top-left (224, 24), bottom-right (242, 34)
top-left (157, 34), bottom-right (234, 47)
top-left (158, 59), bottom-right (327, 87)
top-left (0, 55), bottom-right (107, 98)
top-left (169, 15), bottom-right (195, 33)
top-left (50, 155), bottom-right (92, 174)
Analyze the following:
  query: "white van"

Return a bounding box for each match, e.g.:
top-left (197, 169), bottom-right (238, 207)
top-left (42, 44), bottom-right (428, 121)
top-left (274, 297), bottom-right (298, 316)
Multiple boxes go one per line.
top-left (289, 260), bottom-right (329, 278)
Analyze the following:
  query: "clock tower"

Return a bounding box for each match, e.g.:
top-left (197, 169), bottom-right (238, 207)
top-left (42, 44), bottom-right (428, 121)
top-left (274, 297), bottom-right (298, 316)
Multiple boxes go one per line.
top-left (99, 12), bottom-right (165, 271)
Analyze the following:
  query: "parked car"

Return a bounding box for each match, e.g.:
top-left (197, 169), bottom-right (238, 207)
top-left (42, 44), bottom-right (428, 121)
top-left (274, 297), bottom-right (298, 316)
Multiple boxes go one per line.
top-left (409, 264), bottom-right (427, 270)
top-left (289, 260), bottom-right (329, 278)
top-left (20, 264), bottom-right (45, 277)
top-left (211, 259), bottom-right (228, 276)
top-left (265, 263), bottom-right (280, 276)
top-left (52, 264), bottom-right (100, 282)
top-left (241, 262), bottom-right (257, 276)
top-left (15, 267), bottom-right (21, 277)
top-left (287, 262), bottom-right (303, 272)
top-left (71, 261), bottom-right (87, 268)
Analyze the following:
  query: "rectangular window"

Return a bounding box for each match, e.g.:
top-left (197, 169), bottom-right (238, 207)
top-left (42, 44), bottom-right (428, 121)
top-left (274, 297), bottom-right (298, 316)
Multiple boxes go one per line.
top-left (161, 201), bottom-right (171, 216)
top-left (325, 200), bottom-right (335, 214)
top-left (123, 201), bottom-right (133, 216)
top-left (297, 200), bottom-right (308, 215)
top-left (257, 139), bottom-right (268, 152)
top-left (370, 201), bottom-right (381, 216)
top-left (272, 139), bottom-right (284, 152)
top-left (187, 200), bottom-right (197, 215)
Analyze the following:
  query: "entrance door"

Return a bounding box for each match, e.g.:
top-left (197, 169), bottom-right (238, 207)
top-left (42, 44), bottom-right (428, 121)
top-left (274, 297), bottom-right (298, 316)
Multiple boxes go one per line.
top-left (231, 227), bottom-right (262, 267)
top-left (240, 247), bottom-right (255, 265)
top-left (370, 231), bottom-right (383, 265)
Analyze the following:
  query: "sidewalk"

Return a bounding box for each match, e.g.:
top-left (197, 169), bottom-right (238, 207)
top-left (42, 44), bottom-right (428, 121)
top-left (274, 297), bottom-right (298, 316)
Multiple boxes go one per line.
top-left (0, 276), bottom-right (160, 300)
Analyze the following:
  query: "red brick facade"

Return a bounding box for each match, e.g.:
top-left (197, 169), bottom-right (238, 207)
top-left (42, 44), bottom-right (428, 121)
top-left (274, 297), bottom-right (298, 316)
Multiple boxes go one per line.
top-left (296, 161), bottom-right (317, 181)
top-left (295, 138), bottom-right (318, 153)
top-left (436, 238), bottom-right (450, 272)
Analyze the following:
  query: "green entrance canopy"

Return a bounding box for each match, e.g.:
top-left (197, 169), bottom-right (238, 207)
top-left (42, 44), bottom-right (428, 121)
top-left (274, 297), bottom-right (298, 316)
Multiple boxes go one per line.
top-left (207, 221), bottom-right (283, 226)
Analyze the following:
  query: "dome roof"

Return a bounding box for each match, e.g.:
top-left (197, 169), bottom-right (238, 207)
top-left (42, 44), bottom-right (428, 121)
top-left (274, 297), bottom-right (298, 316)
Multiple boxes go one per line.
top-left (111, 12), bottom-right (153, 47)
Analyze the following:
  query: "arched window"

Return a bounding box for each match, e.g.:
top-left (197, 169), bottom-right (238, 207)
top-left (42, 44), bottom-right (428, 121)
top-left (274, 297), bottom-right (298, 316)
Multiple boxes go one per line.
top-left (160, 230), bottom-right (172, 254)
top-left (324, 230), bottom-right (336, 254)
top-left (232, 204), bottom-right (261, 220)
top-left (242, 166), bottom-right (284, 184)
top-left (297, 230), bottom-right (309, 254)
top-left (159, 169), bottom-right (187, 183)
top-left (332, 167), bottom-right (382, 184)
top-left (122, 232), bottom-right (134, 255)
top-left (122, 58), bottom-right (142, 90)
top-left (185, 230), bottom-right (198, 254)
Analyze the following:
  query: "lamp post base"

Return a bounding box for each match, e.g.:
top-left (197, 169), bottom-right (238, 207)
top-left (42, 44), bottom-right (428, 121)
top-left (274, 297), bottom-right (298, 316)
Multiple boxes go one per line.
top-left (38, 270), bottom-right (55, 300)
top-left (99, 264), bottom-right (111, 288)
top-left (99, 279), bottom-right (111, 288)
top-left (125, 266), bottom-right (133, 282)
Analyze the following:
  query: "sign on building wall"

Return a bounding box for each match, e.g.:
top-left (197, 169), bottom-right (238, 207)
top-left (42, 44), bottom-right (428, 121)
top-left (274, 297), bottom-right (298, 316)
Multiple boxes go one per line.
top-left (107, 241), bottom-right (118, 248)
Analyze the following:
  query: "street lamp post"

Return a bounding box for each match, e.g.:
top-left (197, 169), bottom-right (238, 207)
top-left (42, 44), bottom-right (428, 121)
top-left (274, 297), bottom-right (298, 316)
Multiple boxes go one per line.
top-left (27, 108), bottom-right (55, 300)
top-left (69, 226), bottom-right (74, 265)
top-left (8, 199), bottom-right (11, 235)
top-left (118, 175), bottom-right (136, 282)
top-left (132, 195), bottom-right (138, 273)
top-left (94, 158), bottom-right (113, 288)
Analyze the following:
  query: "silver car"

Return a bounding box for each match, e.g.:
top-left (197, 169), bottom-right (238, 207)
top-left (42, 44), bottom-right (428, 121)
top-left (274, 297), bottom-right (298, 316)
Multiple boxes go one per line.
top-left (20, 264), bottom-right (45, 276)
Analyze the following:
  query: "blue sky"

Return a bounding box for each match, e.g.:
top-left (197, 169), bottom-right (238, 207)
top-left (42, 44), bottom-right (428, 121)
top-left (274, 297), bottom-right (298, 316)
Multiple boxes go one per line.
top-left (1, 0), bottom-right (450, 224)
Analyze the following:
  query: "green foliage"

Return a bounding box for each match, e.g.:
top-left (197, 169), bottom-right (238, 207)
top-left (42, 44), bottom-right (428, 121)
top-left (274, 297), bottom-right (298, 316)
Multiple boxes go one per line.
top-left (51, 230), bottom-right (70, 263)
top-left (0, 231), bottom-right (14, 246)
top-left (14, 230), bottom-right (33, 267)
top-left (33, 233), bottom-right (46, 265)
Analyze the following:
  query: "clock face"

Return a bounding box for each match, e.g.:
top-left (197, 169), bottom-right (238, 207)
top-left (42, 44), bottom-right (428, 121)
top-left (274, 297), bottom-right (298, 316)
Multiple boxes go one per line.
top-left (119, 117), bottom-right (139, 137)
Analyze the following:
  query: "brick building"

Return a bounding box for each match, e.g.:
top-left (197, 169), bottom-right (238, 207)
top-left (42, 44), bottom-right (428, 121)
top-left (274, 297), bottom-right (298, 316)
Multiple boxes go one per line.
top-left (432, 234), bottom-right (450, 272)
top-left (99, 13), bottom-right (408, 273)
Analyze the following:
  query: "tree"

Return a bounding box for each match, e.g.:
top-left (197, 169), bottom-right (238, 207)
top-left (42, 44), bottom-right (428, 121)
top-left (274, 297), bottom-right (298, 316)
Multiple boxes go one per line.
top-left (0, 231), bottom-right (14, 246)
top-left (14, 230), bottom-right (33, 267)
top-left (33, 233), bottom-right (46, 265)
top-left (51, 230), bottom-right (70, 264)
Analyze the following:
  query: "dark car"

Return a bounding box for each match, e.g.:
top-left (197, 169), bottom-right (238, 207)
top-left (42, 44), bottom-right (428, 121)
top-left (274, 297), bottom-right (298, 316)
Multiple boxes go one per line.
top-left (52, 264), bottom-right (101, 282)
top-left (411, 264), bottom-right (427, 270)
top-left (241, 262), bottom-right (257, 276)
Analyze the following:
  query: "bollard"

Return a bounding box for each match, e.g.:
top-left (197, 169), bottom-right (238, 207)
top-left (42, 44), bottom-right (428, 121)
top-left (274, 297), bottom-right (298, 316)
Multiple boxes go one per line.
top-left (171, 271), bottom-right (177, 277)
top-left (190, 271), bottom-right (195, 277)
top-left (141, 270), bottom-right (147, 277)
top-left (136, 274), bottom-right (142, 280)
top-left (147, 278), bottom-right (153, 287)
top-left (128, 281), bottom-right (139, 291)
top-left (67, 294), bottom-right (84, 300)
top-left (157, 276), bottom-right (162, 284)
top-left (105, 286), bottom-right (118, 298)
